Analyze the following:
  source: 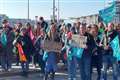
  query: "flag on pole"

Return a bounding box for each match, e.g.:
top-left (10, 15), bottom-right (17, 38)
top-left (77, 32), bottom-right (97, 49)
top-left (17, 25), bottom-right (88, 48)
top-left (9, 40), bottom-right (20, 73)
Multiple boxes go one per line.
top-left (17, 43), bottom-right (27, 62)
top-left (99, 2), bottom-right (116, 24)
top-left (110, 35), bottom-right (120, 61)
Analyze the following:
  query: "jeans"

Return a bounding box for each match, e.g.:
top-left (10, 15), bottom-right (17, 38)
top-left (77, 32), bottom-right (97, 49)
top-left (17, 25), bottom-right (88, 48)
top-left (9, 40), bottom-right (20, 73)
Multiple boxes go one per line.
top-left (21, 61), bottom-right (29, 76)
top-left (44, 69), bottom-right (55, 80)
top-left (101, 55), bottom-right (118, 80)
top-left (78, 55), bottom-right (91, 80)
top-left (0, 49), bottom-right (12, 71)
top-left (38, 55), bottom-right (45, 73)
top-left (67, 56), bottom-right (77, 80)
top-left (118, 62), bottom-right (120, 76)
top-left (91, 55), bottom-right (102, 80)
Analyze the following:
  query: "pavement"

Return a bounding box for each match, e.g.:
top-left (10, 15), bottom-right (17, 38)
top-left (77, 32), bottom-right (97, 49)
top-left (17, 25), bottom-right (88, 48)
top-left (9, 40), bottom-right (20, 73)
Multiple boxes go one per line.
top-left (0, 64), bottom-right (40, 77)
top-left (0, 64), bottom-right (120, 80)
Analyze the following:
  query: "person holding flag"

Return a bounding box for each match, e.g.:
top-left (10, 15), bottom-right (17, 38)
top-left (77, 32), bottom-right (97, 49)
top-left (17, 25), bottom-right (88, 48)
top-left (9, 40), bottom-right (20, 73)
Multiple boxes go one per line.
top-left (101, 23), bottom-right (118, 80)
top-left (113, 23), bottom-right (120, 76)
top-left (13, 27), bottom-right (34, 77)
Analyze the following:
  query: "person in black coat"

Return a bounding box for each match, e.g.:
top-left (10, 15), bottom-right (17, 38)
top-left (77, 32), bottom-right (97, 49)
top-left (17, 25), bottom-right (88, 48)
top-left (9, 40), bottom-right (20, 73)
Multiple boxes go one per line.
top-left (101, 23), bottom-right (118, 80)
top-left (77, 23), bottom-right (95, 80)
top-left (90, 24), bottom-right (103, 80)
top-left (13, 27), bottom-right (34, 77)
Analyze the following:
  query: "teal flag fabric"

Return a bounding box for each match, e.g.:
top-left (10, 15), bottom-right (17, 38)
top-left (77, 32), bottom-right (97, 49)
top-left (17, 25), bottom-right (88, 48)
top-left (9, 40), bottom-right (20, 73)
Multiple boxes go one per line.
top-left (110, 35), bottom-right (120, 61)
top-left (0, 32), bottom-right (7, 47)
top-left (72, 47), bottom-right (84, 59)
top-left (99, 2), bottom-right (116, 24)
top-left (43, 51), bottom-right (48, 61)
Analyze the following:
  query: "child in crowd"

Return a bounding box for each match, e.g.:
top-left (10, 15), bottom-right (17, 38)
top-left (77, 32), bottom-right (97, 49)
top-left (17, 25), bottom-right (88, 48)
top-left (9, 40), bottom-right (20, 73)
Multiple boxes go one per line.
top-left (43, 51), bottom-right (58, 80)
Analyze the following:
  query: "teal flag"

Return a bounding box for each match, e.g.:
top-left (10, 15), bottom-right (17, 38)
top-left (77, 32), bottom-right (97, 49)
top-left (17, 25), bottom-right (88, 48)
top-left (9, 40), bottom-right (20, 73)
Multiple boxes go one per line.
top-left (99, 2), bottom-right (116, 24)
top-left (72, 47), bottom-right (84, 58)
top-left (110, 36), bottom-right (120, 61)
top-left (0, 32), bottom-right (7, 47)
top-left (43, 51), bottom-right (48, 61)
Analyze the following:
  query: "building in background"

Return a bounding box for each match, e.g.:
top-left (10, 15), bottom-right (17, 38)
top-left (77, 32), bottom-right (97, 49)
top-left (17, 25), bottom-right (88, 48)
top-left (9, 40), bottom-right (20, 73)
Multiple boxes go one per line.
top-left (68, 0), bottom-right (120, 25)
top-left (112, 0), bottom-right (120, 24)
top-left (8, 18), bottom-right (35, 27)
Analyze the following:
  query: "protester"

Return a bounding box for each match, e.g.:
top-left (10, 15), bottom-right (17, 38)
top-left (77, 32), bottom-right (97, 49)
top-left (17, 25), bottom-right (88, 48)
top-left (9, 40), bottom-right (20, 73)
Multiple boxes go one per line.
top-left (49, 22), bottom-right (57, 41)
top-left (34, 28), bottom-right (45, 73)
top-left (65, 23), bottom-right (77, 80)
top-left (60, 23), bottom-right (68, 69)
top-left (13, 27), bottom-right (34, 77)
top-left (90, 24), bottom-right (103, 80)
top-left (39, 17), bottom-right (48, 34)
top-left (71, 22), bottom-right (80, 34)
top-left (76, 23), bottom-right (95, 80)
top-left (86, 24), bottom-right (92, 33)
top-left (13, 24), bottom-right (22, 66)
top-left (26, 22), bottom-right (35, 43)
top-left (43, 51), bottom-right (58, 80)
top-left (98, 22), bottom-right (105, 34)
top-left (34, 22), bottom-right (42, 39)
top-left (0, 20), bottom-right (15, 71)
top-left (101, 23), bottom-right (118, 80)
top-left (116, 23), bottom-right (120, 76)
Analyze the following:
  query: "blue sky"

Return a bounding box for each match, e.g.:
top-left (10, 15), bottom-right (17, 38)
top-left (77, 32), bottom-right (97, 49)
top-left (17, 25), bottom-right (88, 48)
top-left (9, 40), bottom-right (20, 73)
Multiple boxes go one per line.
top-left (0, 0), bottom-right (113, 20)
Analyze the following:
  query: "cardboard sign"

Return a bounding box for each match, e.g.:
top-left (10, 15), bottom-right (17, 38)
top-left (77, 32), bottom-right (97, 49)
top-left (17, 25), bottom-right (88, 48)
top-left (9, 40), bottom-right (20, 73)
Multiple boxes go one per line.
top-left (72, 35), bottom-right (87, 48)
top-left (43, 40), bottom-right (62, 52)
top-left (71, 35), bottom-right (80, 47)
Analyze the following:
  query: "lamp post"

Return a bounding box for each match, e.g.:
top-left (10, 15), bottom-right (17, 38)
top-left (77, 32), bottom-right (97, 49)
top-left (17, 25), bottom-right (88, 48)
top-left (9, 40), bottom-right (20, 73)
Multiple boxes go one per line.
top-left (58, 0), bottom-right (60, 23)
top-left (53, 0), bottom-right (55, 22)
top-left (28, 0), bottom-right (30, 20)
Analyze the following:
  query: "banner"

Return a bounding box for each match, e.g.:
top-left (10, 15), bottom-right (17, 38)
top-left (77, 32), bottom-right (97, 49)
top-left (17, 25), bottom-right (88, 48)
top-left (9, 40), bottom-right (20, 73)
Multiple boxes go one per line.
top-left (110, 35), bottom-right (120, 61)
top-left (17, 43), bottom-right (27, 62)
top-left (99, 2), bottom-right (116, 24)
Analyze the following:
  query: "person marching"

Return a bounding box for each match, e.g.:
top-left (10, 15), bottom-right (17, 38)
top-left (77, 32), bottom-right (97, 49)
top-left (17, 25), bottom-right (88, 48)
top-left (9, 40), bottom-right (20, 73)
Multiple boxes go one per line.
top-left (90, 24), bottom-right (103, 80)
top-left (101, 23), bottom-right (118, 80)
top-left (0, 20), bottom-right (15, 71)
top-left (13, 27), bottom-right (34, 77)
top-left (43, 51), bottom-right (58, 80)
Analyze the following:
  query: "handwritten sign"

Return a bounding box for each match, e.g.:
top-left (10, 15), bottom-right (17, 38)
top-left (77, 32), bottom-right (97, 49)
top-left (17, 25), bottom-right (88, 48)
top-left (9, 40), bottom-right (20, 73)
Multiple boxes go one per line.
top-left (72, 35), bottom-right (87, 48)
top-left (43, 40), bottom-right (62, 52)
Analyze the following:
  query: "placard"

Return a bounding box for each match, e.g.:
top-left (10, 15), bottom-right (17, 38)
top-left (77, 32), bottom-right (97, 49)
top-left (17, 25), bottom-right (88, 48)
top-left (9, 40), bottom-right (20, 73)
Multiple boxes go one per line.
top-left (72, 35), bottom-right (87, 48)
top-left (43, 40), bottom-right (62, 52)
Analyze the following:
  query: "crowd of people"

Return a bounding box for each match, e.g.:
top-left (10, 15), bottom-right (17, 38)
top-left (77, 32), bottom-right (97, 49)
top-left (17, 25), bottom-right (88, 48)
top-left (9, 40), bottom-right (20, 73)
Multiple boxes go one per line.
top-left (0, 17), bottom-right (120, 80)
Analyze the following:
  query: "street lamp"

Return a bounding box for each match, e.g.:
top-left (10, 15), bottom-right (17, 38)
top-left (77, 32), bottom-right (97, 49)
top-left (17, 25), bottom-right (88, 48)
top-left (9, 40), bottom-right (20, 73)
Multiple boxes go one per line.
top-left (28, 0), bottom-right (30, 20)
top-left (58, 0), bottom-right (60, 23)
top-left (53, 0), bottom-right (55, 22)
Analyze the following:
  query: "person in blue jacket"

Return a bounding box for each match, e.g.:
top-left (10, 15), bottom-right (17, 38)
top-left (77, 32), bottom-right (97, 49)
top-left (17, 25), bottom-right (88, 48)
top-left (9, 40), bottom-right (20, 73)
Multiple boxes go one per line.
top-left (43, 51), bottom-right (58, 80)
